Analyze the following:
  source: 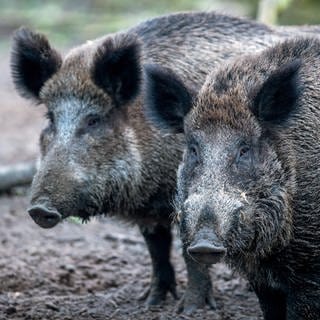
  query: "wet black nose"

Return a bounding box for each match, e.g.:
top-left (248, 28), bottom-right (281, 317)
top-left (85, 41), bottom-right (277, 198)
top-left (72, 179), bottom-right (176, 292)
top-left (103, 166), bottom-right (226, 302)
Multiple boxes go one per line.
top-left (187, 239), bottom-right (226, 265)
top-left (28, 205), bottom-right (61, 228)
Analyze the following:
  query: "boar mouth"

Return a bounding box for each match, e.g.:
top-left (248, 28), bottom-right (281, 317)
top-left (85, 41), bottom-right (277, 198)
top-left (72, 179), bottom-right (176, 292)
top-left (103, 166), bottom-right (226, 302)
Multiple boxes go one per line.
top-left (28, 206), bottom-right (100, 228)
top-left (187, 239), bottom-right (227, 265)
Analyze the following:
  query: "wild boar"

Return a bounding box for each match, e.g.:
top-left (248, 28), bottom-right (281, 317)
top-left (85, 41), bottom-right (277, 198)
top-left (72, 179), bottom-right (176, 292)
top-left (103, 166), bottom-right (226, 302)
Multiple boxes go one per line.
top-left (144, 37), bottom-right (320, 319)
top-left (11, 11), bottom-right (320, 313)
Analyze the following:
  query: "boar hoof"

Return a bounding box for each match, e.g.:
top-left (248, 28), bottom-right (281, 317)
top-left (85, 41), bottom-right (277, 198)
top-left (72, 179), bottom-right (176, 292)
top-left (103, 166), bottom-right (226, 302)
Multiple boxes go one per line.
top-left (139, 282), bottom-right (178, 306)
top-left (176, 287), bottom-right (216, 314)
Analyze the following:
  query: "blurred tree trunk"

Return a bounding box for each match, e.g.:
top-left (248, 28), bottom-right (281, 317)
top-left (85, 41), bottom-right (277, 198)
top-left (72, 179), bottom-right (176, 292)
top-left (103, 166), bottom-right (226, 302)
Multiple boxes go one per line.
top-left (0, 162), bottom-right (36, 191)
top-left (257, 0), bottom-right (293, 24)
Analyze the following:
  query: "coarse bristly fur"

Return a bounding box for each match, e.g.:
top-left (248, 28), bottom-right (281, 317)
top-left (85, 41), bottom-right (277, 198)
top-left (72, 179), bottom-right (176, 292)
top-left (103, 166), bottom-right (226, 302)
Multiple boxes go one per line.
top-left (10, 11), bottom-right (320, 314)
top-left (145, 37), bottom-right (320, 319)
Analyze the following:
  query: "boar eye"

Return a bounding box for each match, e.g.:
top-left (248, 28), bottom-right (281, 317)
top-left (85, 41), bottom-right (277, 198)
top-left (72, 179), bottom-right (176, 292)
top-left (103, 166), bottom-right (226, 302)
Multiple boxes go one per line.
top-left (86, 115), bottom-right (101, 128)
top-left (239, 146), bottom-right (250, 157)
top-left (188, 144), bottom-right (199, 162)
top-left (236, 145), bottom-right (251, 165)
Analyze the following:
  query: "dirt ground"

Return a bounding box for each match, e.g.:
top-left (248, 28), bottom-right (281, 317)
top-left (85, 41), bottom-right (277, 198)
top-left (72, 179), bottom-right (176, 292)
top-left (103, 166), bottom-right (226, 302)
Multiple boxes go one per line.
top-left (0, 49), bottom-right (263, 320)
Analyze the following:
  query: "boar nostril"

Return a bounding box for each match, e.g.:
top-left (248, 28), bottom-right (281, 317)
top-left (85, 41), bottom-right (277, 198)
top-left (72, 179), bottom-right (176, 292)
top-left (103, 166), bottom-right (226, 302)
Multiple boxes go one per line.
top-left (187, 239), bottom-right (226, 265)
top-left (28, 205), bottom-right (61, 229)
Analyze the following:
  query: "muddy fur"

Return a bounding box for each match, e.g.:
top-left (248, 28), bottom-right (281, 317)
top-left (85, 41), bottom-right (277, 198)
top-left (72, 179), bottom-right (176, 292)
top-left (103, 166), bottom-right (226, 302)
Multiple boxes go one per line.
top-left (145, 37), bottom-right (320, 319)
top-left (10, 11), bottom-right (320, 313)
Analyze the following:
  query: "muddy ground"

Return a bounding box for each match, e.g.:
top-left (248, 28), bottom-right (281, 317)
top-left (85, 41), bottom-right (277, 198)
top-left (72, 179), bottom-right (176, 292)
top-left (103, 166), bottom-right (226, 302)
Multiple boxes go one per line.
top-left (0, 48), bottom-right (262, 320)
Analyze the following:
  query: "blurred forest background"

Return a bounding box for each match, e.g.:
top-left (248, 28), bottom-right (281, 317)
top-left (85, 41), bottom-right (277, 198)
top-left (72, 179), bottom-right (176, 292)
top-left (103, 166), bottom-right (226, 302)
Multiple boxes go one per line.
top-left (0, 0), bottom-right (319, 170)
top-left (1, 0), bottom-right (320, 51)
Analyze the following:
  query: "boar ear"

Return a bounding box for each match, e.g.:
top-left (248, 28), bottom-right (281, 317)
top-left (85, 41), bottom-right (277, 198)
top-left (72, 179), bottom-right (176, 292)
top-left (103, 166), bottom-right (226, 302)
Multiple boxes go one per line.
top-left (91, 35), bottom-right (142, 106)
top-left (11, 27), bottom-right (62, 102)
top-left (252, 59), bottom-right (301, 123)
top-left (144, 64), bottom-right (194, 133)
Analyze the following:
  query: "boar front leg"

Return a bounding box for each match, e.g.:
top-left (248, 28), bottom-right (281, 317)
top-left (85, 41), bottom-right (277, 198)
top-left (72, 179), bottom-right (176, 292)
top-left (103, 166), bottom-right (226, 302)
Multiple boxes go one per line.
top-left (176, 247), bottom-right (216, 314)
top-left (253, 284), bottom-right (286, 320)
top-left (139, 223), bottom-right (178, 305)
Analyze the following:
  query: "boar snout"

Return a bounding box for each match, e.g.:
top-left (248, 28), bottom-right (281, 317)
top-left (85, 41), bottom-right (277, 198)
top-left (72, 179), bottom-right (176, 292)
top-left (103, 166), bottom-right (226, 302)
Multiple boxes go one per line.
top-left (187, 235), bottom-right (226, 265)
top-left (28, 203), bottom-right (61, 229)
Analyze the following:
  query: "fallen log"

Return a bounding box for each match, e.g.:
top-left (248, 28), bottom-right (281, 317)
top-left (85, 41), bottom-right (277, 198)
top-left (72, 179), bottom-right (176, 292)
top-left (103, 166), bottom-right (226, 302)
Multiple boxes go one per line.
top-left (0, 162), bottom-right (36, 191)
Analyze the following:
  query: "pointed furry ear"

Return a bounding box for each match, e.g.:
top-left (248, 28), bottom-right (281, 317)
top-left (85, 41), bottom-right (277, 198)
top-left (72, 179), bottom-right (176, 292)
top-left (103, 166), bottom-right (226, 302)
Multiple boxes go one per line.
top-left (252, 59), bottom-right (301, 123)
top-left (91, 35), bottom-right (142, 106)
top-left (11, 27), bottom-right (62, 102)
top-left (144, 64), bottom-right (194, 133)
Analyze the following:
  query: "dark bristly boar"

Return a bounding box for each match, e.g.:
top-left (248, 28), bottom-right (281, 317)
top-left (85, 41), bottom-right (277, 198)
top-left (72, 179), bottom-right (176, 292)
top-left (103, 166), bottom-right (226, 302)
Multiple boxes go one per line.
top-left (144, 37), bottom-right (320, 319)
top-left (10, 11), bottom-right (320, 313)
